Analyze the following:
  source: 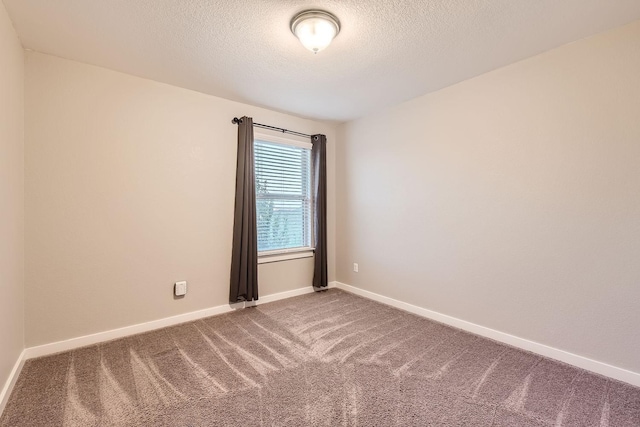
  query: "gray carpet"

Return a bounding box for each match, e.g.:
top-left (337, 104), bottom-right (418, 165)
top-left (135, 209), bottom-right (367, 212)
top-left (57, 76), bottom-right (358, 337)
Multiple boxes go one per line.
top-left (2, 289), bottom-right (639, 426)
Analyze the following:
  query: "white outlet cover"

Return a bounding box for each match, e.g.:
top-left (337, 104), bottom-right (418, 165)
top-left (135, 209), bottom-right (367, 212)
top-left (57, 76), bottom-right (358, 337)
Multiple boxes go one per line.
top-left (175, 281), bottom-right (187, 296)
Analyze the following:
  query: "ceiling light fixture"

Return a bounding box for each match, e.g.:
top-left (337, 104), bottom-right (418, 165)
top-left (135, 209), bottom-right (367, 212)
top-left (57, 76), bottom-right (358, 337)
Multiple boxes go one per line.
top-left (290, 10), bottom-right (340, 54)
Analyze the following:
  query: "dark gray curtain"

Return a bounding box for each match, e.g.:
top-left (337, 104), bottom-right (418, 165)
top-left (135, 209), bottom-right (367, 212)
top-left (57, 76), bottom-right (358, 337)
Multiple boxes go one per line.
top-left (230, 117), bottom-right (258, 303)
top-left (312, 134), bottom-right (328, 289)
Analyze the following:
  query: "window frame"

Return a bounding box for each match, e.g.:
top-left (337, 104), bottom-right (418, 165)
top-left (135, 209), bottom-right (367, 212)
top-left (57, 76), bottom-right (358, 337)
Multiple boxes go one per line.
top-left (254, 131), bottom-right (314, 264)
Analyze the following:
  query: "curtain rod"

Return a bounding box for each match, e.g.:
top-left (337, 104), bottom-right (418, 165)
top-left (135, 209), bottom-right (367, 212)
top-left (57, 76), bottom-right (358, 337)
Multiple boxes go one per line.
top-left (231, 117), bottom-right (312, 139)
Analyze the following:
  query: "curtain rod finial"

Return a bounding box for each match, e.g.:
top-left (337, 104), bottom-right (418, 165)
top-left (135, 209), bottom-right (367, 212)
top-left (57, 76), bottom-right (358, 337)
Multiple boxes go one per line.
top-left (232, 117), bottom-right (243, 124)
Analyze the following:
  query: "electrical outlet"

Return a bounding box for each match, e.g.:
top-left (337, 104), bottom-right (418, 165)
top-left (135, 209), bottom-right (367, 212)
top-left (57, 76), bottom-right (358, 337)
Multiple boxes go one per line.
top-left (353, 263), bottom-right (359, 273)
top-left (174, 281), bottom-right (187, 296)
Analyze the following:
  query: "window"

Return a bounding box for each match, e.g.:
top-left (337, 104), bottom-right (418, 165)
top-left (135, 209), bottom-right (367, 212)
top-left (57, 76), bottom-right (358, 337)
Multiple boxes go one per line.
top-left (254, 134), bottom-right (313, 260)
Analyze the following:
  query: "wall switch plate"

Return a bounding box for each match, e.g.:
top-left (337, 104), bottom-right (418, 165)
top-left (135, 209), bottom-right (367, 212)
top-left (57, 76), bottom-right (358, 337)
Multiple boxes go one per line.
top-left (353, 263), bottom-right (359, 273)
top-left (175, 281), bottom-right (187, 296)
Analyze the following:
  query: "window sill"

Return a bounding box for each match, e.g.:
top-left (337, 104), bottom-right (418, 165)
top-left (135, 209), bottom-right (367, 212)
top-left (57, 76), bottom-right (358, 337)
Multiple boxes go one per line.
top-left (258, 248), bottom-right (315, 264)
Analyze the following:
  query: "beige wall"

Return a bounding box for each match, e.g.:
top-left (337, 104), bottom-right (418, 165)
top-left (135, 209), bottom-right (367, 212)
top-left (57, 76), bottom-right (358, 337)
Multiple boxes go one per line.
top-left (0, 2), bottom-right (24, 393)
top-left (25, 52), bottom-right (336, 347)
top-left (337, 21), bottom-right (640, 373)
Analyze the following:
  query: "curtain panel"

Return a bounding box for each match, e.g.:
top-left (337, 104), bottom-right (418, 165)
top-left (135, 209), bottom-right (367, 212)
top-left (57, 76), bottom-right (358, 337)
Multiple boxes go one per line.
top-left (312, 134), bottom-right (328, 289)
top-left (229, 116), bottom-right (259, 302)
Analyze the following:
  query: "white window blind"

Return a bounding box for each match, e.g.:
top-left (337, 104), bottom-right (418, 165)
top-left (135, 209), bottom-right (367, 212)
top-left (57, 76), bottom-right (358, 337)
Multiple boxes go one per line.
top-left (254, 139), bottom-right (312, 253)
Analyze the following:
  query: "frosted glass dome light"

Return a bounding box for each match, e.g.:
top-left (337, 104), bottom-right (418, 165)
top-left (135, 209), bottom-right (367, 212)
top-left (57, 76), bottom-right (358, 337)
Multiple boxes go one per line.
top-left (290, 10), bottom-right (340, 54)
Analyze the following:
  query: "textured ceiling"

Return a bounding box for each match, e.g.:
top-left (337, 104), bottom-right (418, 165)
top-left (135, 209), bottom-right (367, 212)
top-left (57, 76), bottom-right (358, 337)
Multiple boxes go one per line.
top-left (4, 0), bottom-right (640, 122)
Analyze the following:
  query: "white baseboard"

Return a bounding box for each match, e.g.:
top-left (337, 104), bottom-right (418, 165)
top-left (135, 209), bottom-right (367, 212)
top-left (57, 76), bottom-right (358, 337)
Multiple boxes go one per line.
top-left (24, 284), bottom-right (335, 360)
top-left (0, 350), bottom-right (26, 417)
top-left (334, 281), bottom-right (640, 388)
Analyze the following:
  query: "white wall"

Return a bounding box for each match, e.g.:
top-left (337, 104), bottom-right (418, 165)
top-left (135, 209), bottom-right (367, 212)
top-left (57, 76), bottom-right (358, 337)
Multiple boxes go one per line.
top-left (0, 0), bottom-right (24, 396)
top-left (337, 21), bottom-right (640, 373)
top-left (25, 52), bottom-right (336, 347)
